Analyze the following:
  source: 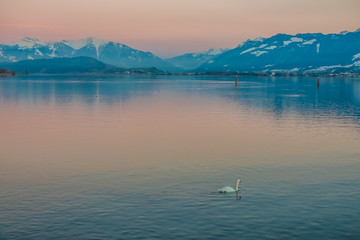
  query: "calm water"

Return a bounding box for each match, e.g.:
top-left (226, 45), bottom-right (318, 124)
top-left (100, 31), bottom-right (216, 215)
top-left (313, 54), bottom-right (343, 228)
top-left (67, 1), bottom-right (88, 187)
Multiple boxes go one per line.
top-left (0, 75), bottom-right (360, 239)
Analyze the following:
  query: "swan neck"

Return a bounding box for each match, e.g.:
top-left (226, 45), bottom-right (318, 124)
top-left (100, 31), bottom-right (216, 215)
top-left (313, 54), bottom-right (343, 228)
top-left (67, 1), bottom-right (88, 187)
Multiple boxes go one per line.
top-left (236, 179), bottom-right (240, 191)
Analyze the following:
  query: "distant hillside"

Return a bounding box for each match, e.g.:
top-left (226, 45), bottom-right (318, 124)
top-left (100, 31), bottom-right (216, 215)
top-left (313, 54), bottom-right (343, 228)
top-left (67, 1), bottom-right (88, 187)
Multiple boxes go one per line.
top-left (165, 48), bottom-right (229, 71)
top-left (0, 57), bottom-right (165, 75)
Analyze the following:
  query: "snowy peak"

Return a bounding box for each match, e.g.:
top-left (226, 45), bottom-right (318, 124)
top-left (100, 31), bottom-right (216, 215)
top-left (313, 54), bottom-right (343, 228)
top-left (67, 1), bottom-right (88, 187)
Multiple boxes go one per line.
top-left (62, 39), bottom-right (88, 50)
top-left (166, 47), bottom-right (230, 70)
top-left (340, 28), bottom-right (360, 35)
top-left (340, 31), bottom-right (350, 35)
top-left (62, 37), bottom-right (109, 50)
top-left (199, 48), bottom-right (230, 56)
top-left (62, 37), bottom-right (110, 57)
top-left (22, 37), bottom-right (40, 42)
top-left (87, 37), bottom-right (109, 50)
top-left (6, 37), bottom-right (47, 48)
top-left (253, 37), bottom-right (265, 42)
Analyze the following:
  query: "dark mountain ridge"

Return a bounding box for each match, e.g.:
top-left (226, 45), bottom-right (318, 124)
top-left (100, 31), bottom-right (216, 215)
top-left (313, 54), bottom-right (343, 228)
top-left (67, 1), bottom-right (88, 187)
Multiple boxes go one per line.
top-left (0, 57), bottom-right (165, 75)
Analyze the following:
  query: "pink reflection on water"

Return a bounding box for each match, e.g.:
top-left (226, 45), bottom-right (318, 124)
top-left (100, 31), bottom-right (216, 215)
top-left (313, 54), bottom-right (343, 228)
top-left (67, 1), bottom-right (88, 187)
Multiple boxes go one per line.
top-left (1, 91), bottom-right (359, 185)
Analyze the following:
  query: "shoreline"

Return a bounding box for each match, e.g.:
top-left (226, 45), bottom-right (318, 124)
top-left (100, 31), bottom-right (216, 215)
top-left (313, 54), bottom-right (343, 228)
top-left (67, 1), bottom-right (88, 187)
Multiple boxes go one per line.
top-left (2, 72), bottom-right (359, 78)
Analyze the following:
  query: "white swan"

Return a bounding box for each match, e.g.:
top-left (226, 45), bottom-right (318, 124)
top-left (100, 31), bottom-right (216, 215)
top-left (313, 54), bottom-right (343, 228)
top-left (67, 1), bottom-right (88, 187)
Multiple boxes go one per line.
top-left (218, 179), bottom-right (241, 193)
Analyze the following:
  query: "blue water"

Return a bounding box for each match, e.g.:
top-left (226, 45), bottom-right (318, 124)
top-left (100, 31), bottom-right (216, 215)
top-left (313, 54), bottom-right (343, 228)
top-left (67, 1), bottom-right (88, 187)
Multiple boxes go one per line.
top-left (0, 75), bottom-right (359, 239)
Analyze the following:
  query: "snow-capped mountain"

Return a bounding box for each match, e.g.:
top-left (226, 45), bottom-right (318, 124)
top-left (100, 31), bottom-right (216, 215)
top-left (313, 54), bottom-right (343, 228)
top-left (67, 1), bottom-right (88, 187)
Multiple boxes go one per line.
top-left (166, 48), bottom-right (230, 70)
top-left (197, 28), bottom-right (360, 73)
top-left (1, 28), bottom-right (360, 74)
top-left (0, 37), bottom-right (177, 71)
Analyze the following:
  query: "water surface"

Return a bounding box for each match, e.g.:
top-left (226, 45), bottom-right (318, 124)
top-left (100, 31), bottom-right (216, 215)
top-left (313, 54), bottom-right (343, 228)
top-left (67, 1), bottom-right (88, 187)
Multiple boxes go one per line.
top-left (0, 75), bottom-right (359, 239)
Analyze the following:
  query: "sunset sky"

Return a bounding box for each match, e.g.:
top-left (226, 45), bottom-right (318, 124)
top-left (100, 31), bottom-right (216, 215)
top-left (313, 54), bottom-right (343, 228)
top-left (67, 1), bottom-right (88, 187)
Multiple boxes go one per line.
top-left (1, 0), bottom-right (359, 57)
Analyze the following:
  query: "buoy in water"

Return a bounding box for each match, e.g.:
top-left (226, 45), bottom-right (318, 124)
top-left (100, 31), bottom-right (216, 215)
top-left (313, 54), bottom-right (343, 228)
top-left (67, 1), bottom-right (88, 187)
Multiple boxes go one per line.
top-left (317, 77), bottom-right (320, 88)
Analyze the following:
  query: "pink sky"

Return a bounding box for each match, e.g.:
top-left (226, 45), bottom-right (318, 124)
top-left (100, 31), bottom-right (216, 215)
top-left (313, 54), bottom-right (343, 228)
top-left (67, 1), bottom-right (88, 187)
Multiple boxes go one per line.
top-left (1, 0), bottom-right (359, 57)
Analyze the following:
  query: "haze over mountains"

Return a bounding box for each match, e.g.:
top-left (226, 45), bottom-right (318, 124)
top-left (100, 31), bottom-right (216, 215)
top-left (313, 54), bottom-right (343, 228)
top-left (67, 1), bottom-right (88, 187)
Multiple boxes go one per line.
top-left (0, 28), bottom-right (359, 74)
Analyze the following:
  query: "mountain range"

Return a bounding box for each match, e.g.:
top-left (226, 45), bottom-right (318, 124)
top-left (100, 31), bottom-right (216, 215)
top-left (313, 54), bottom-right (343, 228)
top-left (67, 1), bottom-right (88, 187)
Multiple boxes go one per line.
top-left (197, 29), bottom-right (360, 74)
top-left (0, 28), bottom-right (359, 74)
top-left (0, 37), bottom-right (177, 71)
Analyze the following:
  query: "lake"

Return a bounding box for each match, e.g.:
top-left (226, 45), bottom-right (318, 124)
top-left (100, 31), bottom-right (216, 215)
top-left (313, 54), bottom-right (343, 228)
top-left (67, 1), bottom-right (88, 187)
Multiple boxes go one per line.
top-left (0, 75), bottom-right (359, 239)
